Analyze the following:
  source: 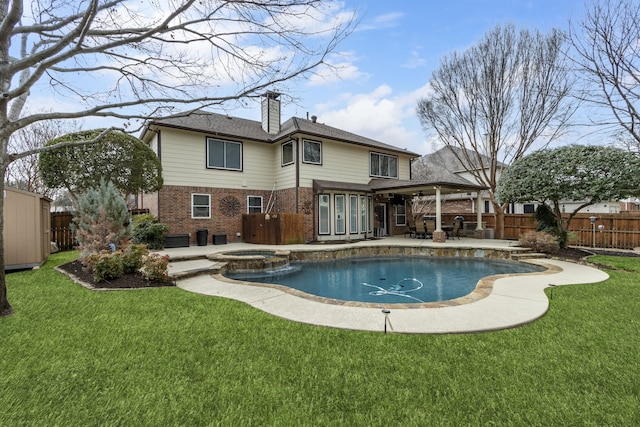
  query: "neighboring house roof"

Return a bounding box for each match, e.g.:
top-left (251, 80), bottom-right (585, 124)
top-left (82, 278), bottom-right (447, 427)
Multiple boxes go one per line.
top-left (420, 146), bottom-right (507, 173)
top-left (144, 111), bottom-right (420, 157)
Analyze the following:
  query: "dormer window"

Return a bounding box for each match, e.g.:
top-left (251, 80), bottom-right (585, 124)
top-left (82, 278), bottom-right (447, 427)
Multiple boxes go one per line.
top-left (370, 152), bottom-right (398, 178)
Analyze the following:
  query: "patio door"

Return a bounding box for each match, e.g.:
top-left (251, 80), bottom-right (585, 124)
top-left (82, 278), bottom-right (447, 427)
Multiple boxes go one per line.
top-left (375, 203), bottom-right (387, 237)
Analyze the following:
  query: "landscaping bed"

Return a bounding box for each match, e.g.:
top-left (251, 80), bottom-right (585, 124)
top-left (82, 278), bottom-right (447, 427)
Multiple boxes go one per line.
top-left (58, 259), bottom-right (175, 289)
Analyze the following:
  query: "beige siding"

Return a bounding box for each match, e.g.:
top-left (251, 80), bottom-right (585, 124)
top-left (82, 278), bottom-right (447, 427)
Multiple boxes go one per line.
top-left (156, 126), bottom-right (414, 192)
top-left (299, 138), bottom-right (414, 187)
top-left (274, 139), bottom-right (297, 190)
top-left (159, 128), bottom-right (276, 191)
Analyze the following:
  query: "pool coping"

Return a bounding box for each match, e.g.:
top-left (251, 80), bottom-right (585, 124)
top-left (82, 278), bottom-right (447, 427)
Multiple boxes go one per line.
top-left (167, 238), bottom-right (610, 334)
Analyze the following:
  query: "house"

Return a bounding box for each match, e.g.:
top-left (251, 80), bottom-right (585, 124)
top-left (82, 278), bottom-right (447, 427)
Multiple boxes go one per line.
top-left (139, 93), bottom-right (486, 244)
top-left (3, 187), bottom-right (51, 270)
top-left (415, 145), bottom-right (622, 216)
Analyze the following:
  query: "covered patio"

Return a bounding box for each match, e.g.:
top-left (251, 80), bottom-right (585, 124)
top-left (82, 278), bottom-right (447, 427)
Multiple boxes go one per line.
top-left (369, 174), bottom-right (488, 242)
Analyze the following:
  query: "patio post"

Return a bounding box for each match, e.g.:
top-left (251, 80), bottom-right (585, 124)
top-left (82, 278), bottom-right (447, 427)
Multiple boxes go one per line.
top-left (474, 192), bottom-right (484, 239)
top-left (433, 186), bottom-right (447, 242)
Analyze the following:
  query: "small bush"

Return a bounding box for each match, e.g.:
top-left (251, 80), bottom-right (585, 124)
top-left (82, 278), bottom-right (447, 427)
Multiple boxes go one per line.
top-left (141, 253), bottom-right (170, 282)
top-left (85, 251), bottom-right (125, 282)
top-left (518, 231), bottom-right (560, 254)
top-left (132, 214), bottom-right (169, 250)
top-left (122, 244), bottom-right (149, 274)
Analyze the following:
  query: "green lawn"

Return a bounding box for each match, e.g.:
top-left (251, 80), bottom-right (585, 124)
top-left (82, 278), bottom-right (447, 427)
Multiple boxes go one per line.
top-left (1, 252), bottom-right (639, 426)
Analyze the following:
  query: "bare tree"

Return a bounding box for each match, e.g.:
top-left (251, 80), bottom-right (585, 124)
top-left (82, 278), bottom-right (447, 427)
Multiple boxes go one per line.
top-left (417, 24), bottom-right (575, 239)
top-left (0, 0), bottom-right (355, 316)
top-left (5, 117), bottom-right (81, 198)
top-left (568, 0), bottom-right (640, 149)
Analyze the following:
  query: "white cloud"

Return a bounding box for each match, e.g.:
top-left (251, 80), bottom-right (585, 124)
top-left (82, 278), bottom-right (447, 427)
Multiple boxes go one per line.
top-left (308, 51), bottom-right (368, 86)
top-left (358, 12), bottom-right (405, 31)
top-left (313, 83), bottom-right (434, 154)
top-left (402, 49), bottom-right (427, 69)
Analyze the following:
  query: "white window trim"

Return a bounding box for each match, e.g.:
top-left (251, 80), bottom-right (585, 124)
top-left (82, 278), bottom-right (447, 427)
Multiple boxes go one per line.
top-left (395, 202), bottom-right (407, 226)
top-left (335, 194), bottom-right (346, 235)
top-left (206, 137), bottom-right (243, 171)
top-left (247, 196), bottom-right (263, 214)
top-left (191, 193), bottom-right (211, 219)
top-left (349, 194), bottom-right (359, 234)
top-left (360, 196), bottom-right (367, 233)
top-left (302, 139), bottom-right (322, 165)
top-left (319, 194), bottom-right (330, 235)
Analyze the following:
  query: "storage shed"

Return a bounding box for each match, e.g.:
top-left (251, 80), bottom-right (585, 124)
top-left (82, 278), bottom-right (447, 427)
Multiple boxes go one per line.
top-left (3, 188), bottom-right (52, 271)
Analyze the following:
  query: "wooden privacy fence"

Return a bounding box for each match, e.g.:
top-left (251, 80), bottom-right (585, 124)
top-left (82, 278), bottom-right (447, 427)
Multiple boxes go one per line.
top-left (440, 213), bottom-right (640, 249)
top-left (242, 213), bottom-right (304, 245)
top-left (51, 212), bottom-right (75, 250)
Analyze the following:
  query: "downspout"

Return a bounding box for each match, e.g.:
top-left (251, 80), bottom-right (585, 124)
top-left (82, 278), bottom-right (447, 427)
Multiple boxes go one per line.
top-left (156, 129), bottom-right (162, 222)
top-left (295, 137), bottom-right (299, 213)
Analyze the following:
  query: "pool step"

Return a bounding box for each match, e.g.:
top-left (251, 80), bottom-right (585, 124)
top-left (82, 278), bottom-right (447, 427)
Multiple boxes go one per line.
top-left (168, 258), bottom-right (226, 280)
top-left (511, 252), bottom-right (548, 260)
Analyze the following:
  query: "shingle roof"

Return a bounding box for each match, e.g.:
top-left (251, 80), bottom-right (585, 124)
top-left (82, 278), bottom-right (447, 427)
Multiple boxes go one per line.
top-left (421, 146), bottom-right (507, 172)
top-left (146, 111), bottom-right (420, 157)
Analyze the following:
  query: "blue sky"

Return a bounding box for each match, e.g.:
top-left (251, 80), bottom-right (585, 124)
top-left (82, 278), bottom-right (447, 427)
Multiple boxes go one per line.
top-left (256, 0), bottom-right (586, 155)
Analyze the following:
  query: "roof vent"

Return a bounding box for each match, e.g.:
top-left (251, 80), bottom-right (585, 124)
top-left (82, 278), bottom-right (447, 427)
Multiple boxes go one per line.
top-left (311, 115), bottom-right (317, 123)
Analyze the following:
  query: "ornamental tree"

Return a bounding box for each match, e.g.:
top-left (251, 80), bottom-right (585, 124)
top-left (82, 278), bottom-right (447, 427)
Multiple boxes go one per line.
top-left (39, 129), bottom-right (163, 205)
top-left (496, 144), bottom-right (640, 246)
top-left (74, 179), bottom-right (132, 262)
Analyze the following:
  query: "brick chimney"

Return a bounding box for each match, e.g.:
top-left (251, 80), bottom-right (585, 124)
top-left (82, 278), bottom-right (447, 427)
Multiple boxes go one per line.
top-left (261, 92), bottom-right (281, 134)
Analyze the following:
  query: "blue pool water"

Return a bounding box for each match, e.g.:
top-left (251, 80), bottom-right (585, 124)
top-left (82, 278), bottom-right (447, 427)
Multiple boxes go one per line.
top-left (225, 257), bottom-right (544, 304)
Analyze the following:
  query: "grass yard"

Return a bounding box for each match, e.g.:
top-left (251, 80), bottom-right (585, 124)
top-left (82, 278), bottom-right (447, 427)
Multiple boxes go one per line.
top-left (1, 251), bottom-right (639, 426)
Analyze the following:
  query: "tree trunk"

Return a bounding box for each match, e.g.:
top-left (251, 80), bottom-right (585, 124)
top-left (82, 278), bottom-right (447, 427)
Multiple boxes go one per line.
top-left (492, 202), bottom-right (505, 239)
top-left (0, 177), bottom-right (13, 317)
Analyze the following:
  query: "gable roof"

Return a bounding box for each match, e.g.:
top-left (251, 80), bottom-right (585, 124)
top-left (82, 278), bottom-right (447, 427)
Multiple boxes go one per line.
top-left (144, 111), bottom-right (420, 157)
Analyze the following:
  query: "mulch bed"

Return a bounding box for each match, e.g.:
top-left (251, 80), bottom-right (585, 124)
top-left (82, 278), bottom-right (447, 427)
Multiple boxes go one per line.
top-left (58, 260), bottom-right (175, 289)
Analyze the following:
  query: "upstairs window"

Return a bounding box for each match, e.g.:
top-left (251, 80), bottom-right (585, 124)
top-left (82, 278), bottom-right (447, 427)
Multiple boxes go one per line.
top-left (282, 141), bottom-right (294, 166)
top-left (303, 139), bottom-right (322, 165)
top-left (370, 152), bottom-right (398, 178)
top-left (207, 137), bottom-right (242, 171)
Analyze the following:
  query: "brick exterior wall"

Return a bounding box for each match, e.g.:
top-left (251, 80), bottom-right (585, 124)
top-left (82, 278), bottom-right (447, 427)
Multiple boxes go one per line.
top-left (155, 185), bottom-right (317, 244)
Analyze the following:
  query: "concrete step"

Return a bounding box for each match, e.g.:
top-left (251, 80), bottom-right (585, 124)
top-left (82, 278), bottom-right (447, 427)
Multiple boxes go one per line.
top-left (168, 259), bottom-right (227, 280)
top-left (511, 252), bottom-right (548, 260)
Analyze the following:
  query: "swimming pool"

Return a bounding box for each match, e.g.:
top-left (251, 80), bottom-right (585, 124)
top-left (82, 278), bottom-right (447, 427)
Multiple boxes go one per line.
top-left (224, 256), bottom-right (544, 304)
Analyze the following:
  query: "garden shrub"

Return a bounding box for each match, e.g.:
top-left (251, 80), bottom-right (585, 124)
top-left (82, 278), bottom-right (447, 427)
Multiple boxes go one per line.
top-left (533, 204), bottom-right (569, 247)
top-left (518, 231), bottom-right (560, 254)
top-left (132, 214), bottom-right (169, 249)
top-left (141, 253), bottom-right (170, 282)
top-left (85, 251), bottom-right (125, 282)
top-left (122, 244), bottom-right (149, 274)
